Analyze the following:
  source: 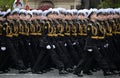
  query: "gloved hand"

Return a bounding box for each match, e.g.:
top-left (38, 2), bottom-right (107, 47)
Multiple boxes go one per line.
top-left (46, 45), bottom-right (51, 49)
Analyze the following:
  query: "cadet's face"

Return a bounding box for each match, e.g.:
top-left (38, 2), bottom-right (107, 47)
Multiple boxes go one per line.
top-left (47, 14), bottom-right (53, 19)
top-left (59, 14), bottom-right (65, 19)
top-left (0, 17), bottom-right (3, 21)
top-left (7, 15), bottom-right (12, 20)
top-left (72, 15), bottom-right (77, 19)
top-left (26, 15), bottom-right (31, 20)
top-left (13, 14), bottom-right (19, 20)
top-left (32, 15), bottom-right (37, 20)
top-left (65, 14), bottom-right (72, 20)
top-left (53, 14), bottom-right (58, 19)
top-left (19, 14), bottom-right (26, 20)
top-left (109, 14), bottom-right (113, 19)
top-left (90, 13), bottom-right (97, 20)
top-left (43, 16), bottom-right (48, 20)
top-left (78, 15), bottom-right (85, 20)
top-left (97, 15), bottom-right (104, 20)
top-left (37, 15), bottom-right (41, 19)
top-left (103, 15), bottom-right (106, 20)
top-left (114, 14), bottom-right (119, 18)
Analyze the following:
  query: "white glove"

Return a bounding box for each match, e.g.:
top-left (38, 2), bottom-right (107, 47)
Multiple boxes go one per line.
top-left (52, 45), bottom-right (56, 49)
top-left (72, 42), bottom-right (76, 45)
top-left (28, 43), bottom-right (31, 46)
top-left (1, 47), bottom-right (6, 51)
top-left (64, 43), bottom-right (67, 46)
top-left (88, 49), bottom-right (93, 52)
top-left (98, 48), bottom-right (100, 50)
top-left (46, 45), bottom-right (51, 49)
top-left (104, 43), bottom-right (109, 48)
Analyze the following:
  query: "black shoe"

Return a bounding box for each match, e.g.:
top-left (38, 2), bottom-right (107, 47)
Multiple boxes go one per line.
top-left (83, 71), bottom-right (93, 75)
top-left (73, 72), bottom-right (83, 77)
top-left (66, 68), bottom-right (73, 73)
top-left (112, 70), bottom-right (119, 75)
top-left (104, 71), bottom-right (112, 76)
top-left (32, 71), bottom-right (43, 74)
top-left (2, 70), bottom-right (9, 73)
top-left (42, 70), bottom-right (47, 73)
top-left (0, 71), bottom-right (3, 74)
top-left (91, 69), bottom-right (97, 72)
top-left (59, 70), bottom-right (68, 74)
top-left (19, 69), bottom-right (28, 74)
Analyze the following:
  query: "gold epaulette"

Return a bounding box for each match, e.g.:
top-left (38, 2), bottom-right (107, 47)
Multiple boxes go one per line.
top-left (91, 36), bottom-right (105, 39)
top-left (106, 33), bottom-right (112, 36)
top-left (37, 33), bottom-right (42, 36)
top-left (25, 33), bottom-right (29, 36)
top-left (78, 33), bottom-right (87, 36)
top-left (19, 32), bottom-right (29, 36)
top-left (91, 36), bottom-right (98, 39)
top-left (58, 33), bottom-right (64, 37)
top-left (19, 32), bottom-right (24, 35)
top-left (53, 34), bottom-right (58, 37)
top-left (65, 33), bottom-right (70, 36)
top-left (47, 34), bottom-right (53, 37)
top-left (29, 33), bottom-right (37, 35)
top-left (6, 35), bottom-right (13, 37)
top-left (13, 34), bottom-right (19, 37)
top-left (114, 32), bottom-right (120, 34)
top-left (72, 33), bottom-right (77, 36)
top-left (98, 36), bottom-right (105, 39)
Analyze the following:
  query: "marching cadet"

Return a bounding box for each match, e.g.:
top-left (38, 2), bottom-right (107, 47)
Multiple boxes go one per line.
top-left (33, 10), bottom-right (50, 74)
top-left (32, 10), bottom-right (50, 74)
top-left (74, 9), bottom-right (112, 77)
top-left (0, 11), bottom-right (10, 73)
top-left (77, 10), bottom-right (94, 75)
top-left (105, 9), bottom-right (120, 74)
top-left (2, 9), bottom-right (27, 73)
top-left (52, 9), bottom-right (74, 72)
top-left (32, 9), bottom-right (68, 74)
top-left (96, 9), bottom-right (119, 75)
top-left (11, 8), bottom-right (26, 70)
top-left (18, 9), bottom-right (34, 72)
top-left (46, 9), bottom-right (70, 74)
top-left (64, 10), bottom-right (80, 66)
top-left (29, 9), bottom-right (40, 66)
top-left (30, 10), bottom-right (49, 74)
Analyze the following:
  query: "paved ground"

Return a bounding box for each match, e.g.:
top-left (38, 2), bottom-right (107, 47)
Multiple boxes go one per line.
top-left (0, 69), bottom-right (119, 78)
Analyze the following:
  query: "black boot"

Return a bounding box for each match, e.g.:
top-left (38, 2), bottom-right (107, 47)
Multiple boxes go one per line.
top-left (83, 70), bottom-right (93, 75)
top-left (59, 69), bottom-right (68, 74)
top-left (66, 68), bottom-right (73, 73)
top-left (19, 69), bottom-right (28, 74)
top-left (91, 68), bottom-right (97, 72)
top-left (0, 70), bottom-right (9, 74)
top-left (103, 71), bottom-right (112, 76)
top-left (73, 71), bottom-right (83, 77)
top-left (111, 70), bottom-right (119, 75)
top-left (32, 71), bottom-right (43, 74)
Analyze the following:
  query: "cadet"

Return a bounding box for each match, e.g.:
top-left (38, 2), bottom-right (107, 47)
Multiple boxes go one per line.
top-left (74, 9), bottom-right (112, 77)
top-left (0, 11), bottom-right (10, 73)
top-left (2, 9), bottom-right (27, 73)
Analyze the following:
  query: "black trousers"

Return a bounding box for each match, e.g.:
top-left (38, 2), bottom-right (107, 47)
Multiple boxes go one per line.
top-left (65, 39), bottom-right (79, 65)
top-left (19, 35), bottom-right (35, 69)
top-left (74, 46), bottom-right (109, 74)
top-left (32, 47), bottom-right (50, 72)
top-left (0, 36), bottom-right (11, 71)
top-left (1, 37), bottom-right (25, 70)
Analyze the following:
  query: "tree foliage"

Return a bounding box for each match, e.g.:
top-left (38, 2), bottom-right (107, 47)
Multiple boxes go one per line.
top-left (98, 0), bottom-right (120, 8)
top-left (0, 0), bottom-right (26, 11)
